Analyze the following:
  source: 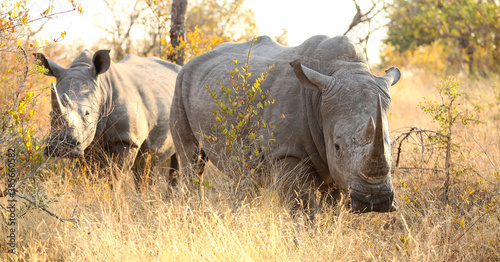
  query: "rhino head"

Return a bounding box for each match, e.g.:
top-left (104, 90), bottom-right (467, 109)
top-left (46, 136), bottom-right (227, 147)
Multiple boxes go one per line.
top-left (290, 60), bottom-right (400, 213)
top-left (34, 50), bottom-right (111, 158)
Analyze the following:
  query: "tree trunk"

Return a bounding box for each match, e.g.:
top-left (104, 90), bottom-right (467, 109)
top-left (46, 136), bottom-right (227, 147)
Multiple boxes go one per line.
top-left (169, 0), bottom-right (187, 65)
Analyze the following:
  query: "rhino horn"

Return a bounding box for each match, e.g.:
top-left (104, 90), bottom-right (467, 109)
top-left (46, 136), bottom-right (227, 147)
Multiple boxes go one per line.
top-left (372, 95), bottom-right (385, 157)
top-left (356, 117), bottom-right (375, 145)
top-left (62, 93), bottom-right (74, 108)
top-left (362, 95), bottom-right (390, 179)
top-left (51, 83), bottom-right (65, 114)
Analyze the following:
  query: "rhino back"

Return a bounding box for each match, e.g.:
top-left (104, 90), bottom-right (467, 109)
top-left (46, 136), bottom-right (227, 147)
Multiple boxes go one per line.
top-left (175, 35), bottom-right (366, 178)
top-left (100, 55), bottom-right (179, 156)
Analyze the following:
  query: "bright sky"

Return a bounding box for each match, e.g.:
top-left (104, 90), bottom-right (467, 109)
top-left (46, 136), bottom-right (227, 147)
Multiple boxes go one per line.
top-left (32, 0), bottom-right (384, 63)
top-left (249, 0), bottom-right (356, 45)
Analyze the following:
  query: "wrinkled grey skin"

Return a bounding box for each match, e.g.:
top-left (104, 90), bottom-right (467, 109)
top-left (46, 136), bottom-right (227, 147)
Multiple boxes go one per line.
top-left (170, 35), bottom-right (400, 213)
top-left (34, 50), bottom-right (180, 184)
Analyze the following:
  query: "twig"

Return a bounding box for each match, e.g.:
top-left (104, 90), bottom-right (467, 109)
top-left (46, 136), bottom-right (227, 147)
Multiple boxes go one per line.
top-left (15, 156), bottom-right (58, 191)
top-left (464, 125), bottom-right (498, 172)
top-left (449, 210), bottom-right (490, 245)
top-left (15, 193), bottom-right (77, 224)
top-left (396, 166), bottom-right (445, 173)
top-left (392, 127), bottom-right (446, 167)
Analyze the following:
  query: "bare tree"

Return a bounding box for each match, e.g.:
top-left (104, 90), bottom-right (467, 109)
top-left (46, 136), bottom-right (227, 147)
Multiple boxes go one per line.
top-left (102, 0), bottom-right (151, 60)
top-left (344, 0), bottom-right (389, 64)
top-left (168, 0), bottom-right (187, 65)
top-left (97, 0), bottom-right (171, 61)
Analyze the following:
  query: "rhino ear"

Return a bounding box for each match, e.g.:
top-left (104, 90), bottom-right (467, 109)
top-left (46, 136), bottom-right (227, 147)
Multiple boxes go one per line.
top-left (32, 53), bottom-right (65, 78)
top-left (91, 50), bottom-right (111, 76)
top-left (290, 60), bottom-right (336, 92)
top-left (381, 67), bottom-right (401, 86)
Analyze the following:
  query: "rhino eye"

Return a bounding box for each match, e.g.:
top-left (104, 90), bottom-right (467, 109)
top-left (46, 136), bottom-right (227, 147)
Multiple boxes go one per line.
top-left (85, 110), bottom-right (90, 116)
top-left (334, 143), bottom-right (341, 157)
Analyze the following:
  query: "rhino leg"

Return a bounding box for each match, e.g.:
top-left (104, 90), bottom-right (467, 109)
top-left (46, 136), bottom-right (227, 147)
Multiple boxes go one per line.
top-left (131, 144), bottom-right (157, 189)
top-left (170, 97), bottom-right (207, 187)
top-left (279, 157), bottom-right (321, 220)
top-left (168, 153), bottom-right (179, 187)
top-left (169, 142), bottom-right (207, 188)
top-left (106, 141), bottom-right (140, 184)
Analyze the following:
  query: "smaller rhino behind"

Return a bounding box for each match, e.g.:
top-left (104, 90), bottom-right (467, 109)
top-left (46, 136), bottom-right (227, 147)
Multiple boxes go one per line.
top-left (34, 50), bottom-right (180, 185)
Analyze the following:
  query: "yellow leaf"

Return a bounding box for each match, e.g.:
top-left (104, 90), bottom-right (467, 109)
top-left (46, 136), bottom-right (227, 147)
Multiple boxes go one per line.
top-left (17, 39), bottom-right (20, 46)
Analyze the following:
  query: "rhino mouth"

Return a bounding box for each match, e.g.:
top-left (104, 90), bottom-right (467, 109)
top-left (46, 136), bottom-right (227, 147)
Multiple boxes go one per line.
top-left (348, 189), bottom-right (396, 213)
top-left (44, 142), bottom-right (84, 158)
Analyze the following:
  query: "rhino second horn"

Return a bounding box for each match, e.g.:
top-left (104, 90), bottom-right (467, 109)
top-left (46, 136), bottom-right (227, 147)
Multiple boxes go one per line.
top-left (51, 83), bottom-right (65, 113)
top-left (357, 117), bottom-right (375, 145)
top-left (62, 93), bottom-right (74, 108)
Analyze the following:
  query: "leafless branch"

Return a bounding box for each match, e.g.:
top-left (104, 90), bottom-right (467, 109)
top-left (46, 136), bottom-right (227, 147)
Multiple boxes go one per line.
top-left (449, 210), bottom-right (490, 245)
top-left (392, 127), bottom-right (446, 167)
top-left (464, 125), bottom-right (498, 172)
top-left (0, 7), bottom-right (79, 33)
top-left (15, 193), bottom-right (78, 224)
top-left (344, 0), bottom-right (387, 36)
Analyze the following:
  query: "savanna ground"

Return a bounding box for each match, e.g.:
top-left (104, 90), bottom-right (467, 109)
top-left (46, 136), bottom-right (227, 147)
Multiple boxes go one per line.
top-left (1, 62), bottom-right (499, 261)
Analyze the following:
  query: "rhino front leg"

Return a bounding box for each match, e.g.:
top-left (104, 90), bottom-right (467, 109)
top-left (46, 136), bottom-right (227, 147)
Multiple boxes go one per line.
top-left (278, 157), bottom-right (321, 220)
top-left (106, 141), bottom-right (140, 185)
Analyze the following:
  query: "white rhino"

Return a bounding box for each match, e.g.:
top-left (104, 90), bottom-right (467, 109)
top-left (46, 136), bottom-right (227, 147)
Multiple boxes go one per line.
top-left (169, 35), bottom-right (400, 213)
top-left (34, 50), bottom-right (180, 185)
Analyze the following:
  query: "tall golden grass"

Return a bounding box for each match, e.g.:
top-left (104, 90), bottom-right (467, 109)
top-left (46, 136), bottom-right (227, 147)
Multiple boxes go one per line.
top-left (1, 68), bottom-right (499, 261)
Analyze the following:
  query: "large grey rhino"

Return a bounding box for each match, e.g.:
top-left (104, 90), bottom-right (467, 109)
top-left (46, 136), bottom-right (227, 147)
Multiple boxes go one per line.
top-left (34, 50), bottom-right (180, 184)
top-left (170, 35), bottom-right (400, 213)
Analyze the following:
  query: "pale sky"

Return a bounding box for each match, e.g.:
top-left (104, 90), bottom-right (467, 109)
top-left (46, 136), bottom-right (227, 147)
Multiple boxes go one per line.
top-left (249, 0), bottom-right (356, 45)
top-left (32, 0), bottom-right (384, 63)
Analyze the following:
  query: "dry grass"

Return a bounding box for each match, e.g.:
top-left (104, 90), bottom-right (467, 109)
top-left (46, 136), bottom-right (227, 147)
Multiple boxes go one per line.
top-left (1, 69), bottom-right (499, 261)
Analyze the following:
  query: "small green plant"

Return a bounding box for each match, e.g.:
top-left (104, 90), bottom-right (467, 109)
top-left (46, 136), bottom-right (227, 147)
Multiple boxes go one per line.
top-left (1, 50), bottom-right (72, 224)
top-left (201, 38), bottom-right (275, 208)
top-left (204, 38), bottom-right (275, 174)
top-left (419, 76), bottom-right (482, 203)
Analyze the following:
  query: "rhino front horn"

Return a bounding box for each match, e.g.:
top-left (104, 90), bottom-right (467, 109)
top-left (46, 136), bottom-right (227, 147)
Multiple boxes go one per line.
top-left (51, 83), bottom-right (65, 113)
top-left (362, 95), bottom-right (390, 179)
top-left (372, 95), bottom-right (385, 158)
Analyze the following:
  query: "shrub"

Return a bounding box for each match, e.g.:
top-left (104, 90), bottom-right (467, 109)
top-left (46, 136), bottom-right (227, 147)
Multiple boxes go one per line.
top-left (201, 38), bottom-right (275, 205)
